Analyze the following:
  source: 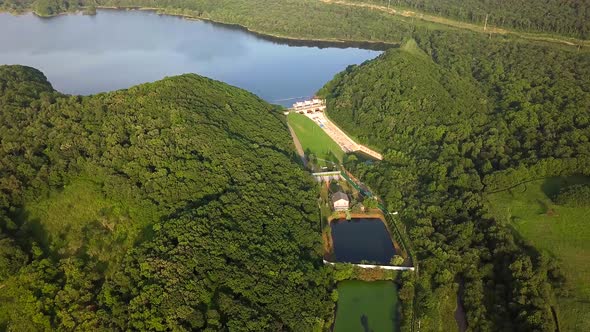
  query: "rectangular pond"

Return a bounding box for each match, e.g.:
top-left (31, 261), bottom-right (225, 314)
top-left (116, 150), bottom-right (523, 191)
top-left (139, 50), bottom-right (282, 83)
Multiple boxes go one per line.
top-left (334, 280), bottom-right (400, 332)
top-left (330, 218), bottom-right (395, 265)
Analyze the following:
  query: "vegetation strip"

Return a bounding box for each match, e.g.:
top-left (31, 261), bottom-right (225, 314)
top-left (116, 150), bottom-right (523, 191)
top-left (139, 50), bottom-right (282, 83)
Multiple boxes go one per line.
top-left (320, 0), bottom-right (590, 48)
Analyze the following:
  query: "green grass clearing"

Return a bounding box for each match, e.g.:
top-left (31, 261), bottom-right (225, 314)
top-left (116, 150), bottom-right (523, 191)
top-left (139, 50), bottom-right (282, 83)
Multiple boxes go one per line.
top-left (334, 280), bottom-right (399, 332)
top-left (433, 284), bottom-right (460, 332)
top-left (20, 175), bottom-right (157, 272)
top-left (287, 112), bottom-right (344, 167)
top-left (486, 176), bottom-right (590, 332)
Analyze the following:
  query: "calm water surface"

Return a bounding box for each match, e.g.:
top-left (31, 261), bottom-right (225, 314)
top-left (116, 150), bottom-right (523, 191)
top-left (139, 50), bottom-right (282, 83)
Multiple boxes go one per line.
top-left (331, 218), bottom-right (396, 264)
top-left (334, 280), bottom-right (399, 332)
top-left (0, 10), bottom-right (381, 105)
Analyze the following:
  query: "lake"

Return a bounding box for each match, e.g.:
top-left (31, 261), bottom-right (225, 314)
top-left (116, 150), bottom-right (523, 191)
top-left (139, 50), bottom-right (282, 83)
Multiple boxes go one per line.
top-left (0, 10), bottom-right (381, 105)
top-left (334, 280), bottom-right (400, 332)
top-left (331, 218), bottom-right (396, 265)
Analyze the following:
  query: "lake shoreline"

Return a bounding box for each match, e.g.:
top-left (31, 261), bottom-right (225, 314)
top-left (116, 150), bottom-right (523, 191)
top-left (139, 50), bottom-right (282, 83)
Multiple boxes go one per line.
top-left (0, 7), bottom-right (398, 51)
top-left (0, 10), bottom-right (381, 101)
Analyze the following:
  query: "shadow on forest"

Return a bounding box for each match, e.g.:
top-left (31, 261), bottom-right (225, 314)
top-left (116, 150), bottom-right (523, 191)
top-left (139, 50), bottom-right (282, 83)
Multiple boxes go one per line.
top-left (541, 175), bottom-right (590, 199)
top-left (12, 208), bottom-right (49, 255)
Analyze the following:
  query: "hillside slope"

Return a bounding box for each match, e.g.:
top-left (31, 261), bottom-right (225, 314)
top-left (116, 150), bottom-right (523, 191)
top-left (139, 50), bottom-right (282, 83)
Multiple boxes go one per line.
top-left (0, 65), bottom-right (332, 331)
top-left (320, 38), bottom-right (590, 330)
top-left (347, 0), bottom-right (589, 39)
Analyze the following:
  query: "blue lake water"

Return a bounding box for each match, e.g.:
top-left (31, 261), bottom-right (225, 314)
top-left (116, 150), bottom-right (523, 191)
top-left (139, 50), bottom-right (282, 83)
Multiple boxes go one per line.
top-left (0, 10), bottom-right (381, 105)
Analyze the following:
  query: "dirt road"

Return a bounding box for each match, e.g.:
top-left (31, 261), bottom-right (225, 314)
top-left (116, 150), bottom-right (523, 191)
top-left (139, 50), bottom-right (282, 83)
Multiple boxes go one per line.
top-left (288, 123), bottom-right (307, 166)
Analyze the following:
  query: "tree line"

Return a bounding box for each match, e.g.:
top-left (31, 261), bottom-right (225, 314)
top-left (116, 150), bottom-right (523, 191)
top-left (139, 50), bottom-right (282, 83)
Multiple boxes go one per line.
top-left (354, 0), bottom-right (590, 39)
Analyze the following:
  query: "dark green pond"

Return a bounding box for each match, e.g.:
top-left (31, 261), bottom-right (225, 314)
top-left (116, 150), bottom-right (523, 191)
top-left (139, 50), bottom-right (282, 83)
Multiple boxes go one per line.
top-left (331, 218), bottom-right (395, 264)
top-left (334, 280), bottom-right (400, 332)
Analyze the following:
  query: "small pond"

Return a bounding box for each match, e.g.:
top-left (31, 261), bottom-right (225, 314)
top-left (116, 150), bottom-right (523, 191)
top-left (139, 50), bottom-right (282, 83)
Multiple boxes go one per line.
top-left (330, 218), bottom-right (395, 265)
top-left (334, 280), bottom-right (400, 332)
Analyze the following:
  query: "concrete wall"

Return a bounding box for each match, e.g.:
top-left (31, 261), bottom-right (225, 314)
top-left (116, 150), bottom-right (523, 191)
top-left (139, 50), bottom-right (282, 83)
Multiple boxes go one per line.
top-left (323, 259), bottom-right (415, 271)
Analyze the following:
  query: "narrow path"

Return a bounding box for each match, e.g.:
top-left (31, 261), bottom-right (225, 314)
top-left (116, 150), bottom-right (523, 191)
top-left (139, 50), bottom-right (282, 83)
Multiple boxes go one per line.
top-left (320, 0), bottom-right (589, 48)
top-left (454, 279), bottom-right (467, 332)
top-left (288, 123), bottom-right (307, 167)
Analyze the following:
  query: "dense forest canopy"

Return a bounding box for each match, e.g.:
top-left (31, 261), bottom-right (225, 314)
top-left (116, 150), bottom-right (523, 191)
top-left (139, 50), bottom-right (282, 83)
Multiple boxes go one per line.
top-left (0, 65), bottom-right (333, 331)
top-left (1, 0), bottom-right (589, 329)
top-left (319, 34), bottom-right (590, 330)
top-left (352, 0), bottom-right (590, 39)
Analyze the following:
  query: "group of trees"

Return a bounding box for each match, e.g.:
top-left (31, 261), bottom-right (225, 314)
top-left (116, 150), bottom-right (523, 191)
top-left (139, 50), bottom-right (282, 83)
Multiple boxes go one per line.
top-left (554, 184), bottom-right (590, 207)
top-left (0, 65), bottom-right (335, 330)
top-left (319, 33), bottom-right (589, 330)
top-left (358, 0), bottom-right (590, 39)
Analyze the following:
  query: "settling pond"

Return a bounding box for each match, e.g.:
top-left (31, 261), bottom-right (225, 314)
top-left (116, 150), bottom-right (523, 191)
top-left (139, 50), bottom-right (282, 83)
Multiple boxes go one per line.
top-left (334, 280), bottom-right (400, 332)
top-left (0, 10), bottom-right (382, 106)
top-left (331, 218), bottom-right (396, 265)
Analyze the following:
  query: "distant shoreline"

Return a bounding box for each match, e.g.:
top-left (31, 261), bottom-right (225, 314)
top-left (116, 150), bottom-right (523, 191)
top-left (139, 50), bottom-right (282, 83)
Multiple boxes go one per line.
top-left (2, 3), bottom-right (588, 50)
top-left (0, 7), bottom-right (397, 51)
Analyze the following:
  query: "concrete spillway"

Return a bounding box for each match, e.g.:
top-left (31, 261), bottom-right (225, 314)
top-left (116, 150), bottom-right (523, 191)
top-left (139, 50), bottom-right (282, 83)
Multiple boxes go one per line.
top-left (305, 112), bottom-right (382, 160)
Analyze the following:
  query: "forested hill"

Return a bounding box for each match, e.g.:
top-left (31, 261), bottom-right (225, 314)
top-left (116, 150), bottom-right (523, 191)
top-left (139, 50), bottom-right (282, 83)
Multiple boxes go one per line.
top-left (350, 0), bottom-right (590, 39)
top-left (319, 36), bottom-right (590, 330)
top-left (0, 65), bottom-right (333, 330)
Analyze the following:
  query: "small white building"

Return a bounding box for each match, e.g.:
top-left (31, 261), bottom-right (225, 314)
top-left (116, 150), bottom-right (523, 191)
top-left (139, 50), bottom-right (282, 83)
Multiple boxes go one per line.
top-left (291, 98), bottom-right (326, 114)
top-left (331, 191), bottom-right (350, 211)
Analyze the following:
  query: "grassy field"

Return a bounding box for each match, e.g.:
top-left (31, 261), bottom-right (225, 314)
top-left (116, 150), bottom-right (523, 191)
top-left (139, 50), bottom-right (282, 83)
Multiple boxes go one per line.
top-left (20, 176), bottom-right (156, 271)
top-left (485, 176), bottom-right (590, 332)
top-left (287, 112), bottom-right (345, 166)
top-left (429, 284), bottom-right (460, 332)
top-left (334, 280), bottom-right (399, 332)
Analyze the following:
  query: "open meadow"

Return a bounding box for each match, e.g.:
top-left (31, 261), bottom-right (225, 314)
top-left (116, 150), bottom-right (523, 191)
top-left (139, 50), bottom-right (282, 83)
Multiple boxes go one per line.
top-left (486, 176), bottom-right (590, 331)
top-left (287, 112), bottom-right (344, 166)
